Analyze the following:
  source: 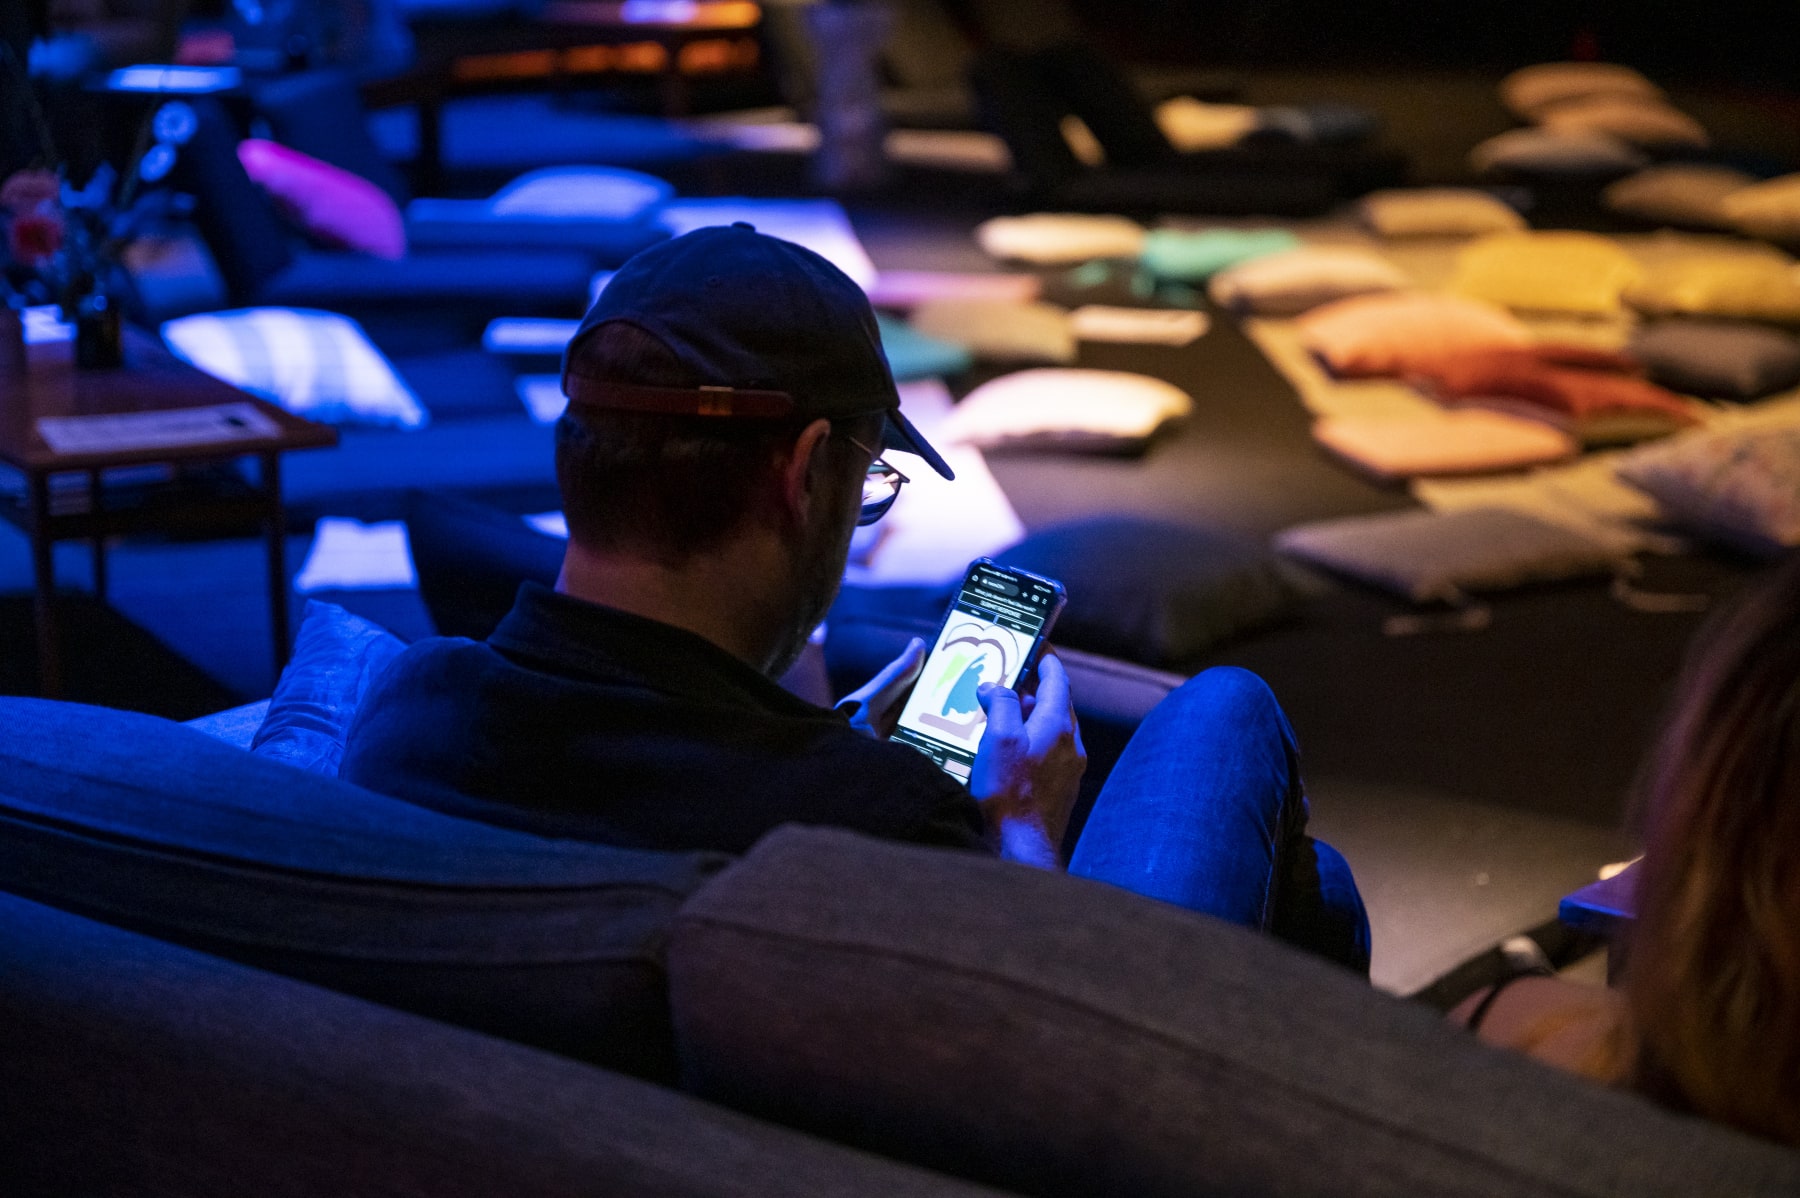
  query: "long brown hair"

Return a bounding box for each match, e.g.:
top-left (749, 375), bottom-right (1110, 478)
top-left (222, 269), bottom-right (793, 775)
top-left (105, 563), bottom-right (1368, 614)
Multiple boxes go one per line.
top-left (1619, 552), bottom-right (1800, 1146)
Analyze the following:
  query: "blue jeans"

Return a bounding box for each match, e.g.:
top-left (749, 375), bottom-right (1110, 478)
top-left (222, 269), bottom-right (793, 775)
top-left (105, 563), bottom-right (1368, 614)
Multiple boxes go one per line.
top-left (1068, 667), bottom-right (1372, 975)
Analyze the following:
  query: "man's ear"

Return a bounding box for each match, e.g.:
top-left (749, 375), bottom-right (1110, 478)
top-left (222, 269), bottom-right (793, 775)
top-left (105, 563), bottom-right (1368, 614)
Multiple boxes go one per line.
top-left (776, 418), bottom-right (836, 526)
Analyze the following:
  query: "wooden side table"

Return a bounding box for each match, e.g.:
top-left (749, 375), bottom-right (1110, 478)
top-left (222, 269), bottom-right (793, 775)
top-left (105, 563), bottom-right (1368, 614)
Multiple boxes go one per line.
top-left (0, 328), bottom-right (337, 698)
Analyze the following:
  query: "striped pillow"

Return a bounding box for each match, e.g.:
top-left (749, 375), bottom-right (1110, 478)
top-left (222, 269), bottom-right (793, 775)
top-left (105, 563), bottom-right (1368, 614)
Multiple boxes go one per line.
top-left (162, 308), bottom-right (428, 429)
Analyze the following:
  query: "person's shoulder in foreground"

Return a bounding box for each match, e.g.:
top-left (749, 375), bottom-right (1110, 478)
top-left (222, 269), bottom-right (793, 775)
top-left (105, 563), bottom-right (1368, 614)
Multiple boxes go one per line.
top-left (341, 581), bottom-right (986, 855)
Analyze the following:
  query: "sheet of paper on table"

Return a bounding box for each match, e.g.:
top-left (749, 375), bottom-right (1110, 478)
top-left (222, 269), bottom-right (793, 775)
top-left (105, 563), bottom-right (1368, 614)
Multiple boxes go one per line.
top-left (1070, 306), bottom-right (1210, 346)
top-left (35, 402), bottom-right (282, 454)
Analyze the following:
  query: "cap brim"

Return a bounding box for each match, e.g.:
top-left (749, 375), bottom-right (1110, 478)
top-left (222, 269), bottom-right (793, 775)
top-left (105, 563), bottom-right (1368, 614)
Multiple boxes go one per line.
top-left (882, 408), bottom-right (955, 481)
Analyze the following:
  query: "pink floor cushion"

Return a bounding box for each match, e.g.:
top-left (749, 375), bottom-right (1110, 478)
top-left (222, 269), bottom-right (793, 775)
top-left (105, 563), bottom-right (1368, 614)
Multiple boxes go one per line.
top-left (237, 139), bottom-right (406, 260)
top-left (1296, 292), bottom-right (1533, 379)
top-left (1411, 347), bottom-right (1702, 445)
top-left (1311, 411), bottom-right (1578, 481)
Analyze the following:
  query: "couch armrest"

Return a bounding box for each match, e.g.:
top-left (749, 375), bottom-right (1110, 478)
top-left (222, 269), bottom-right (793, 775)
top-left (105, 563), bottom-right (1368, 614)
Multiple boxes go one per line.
top-left (183, 700), bottom-right (272, 750)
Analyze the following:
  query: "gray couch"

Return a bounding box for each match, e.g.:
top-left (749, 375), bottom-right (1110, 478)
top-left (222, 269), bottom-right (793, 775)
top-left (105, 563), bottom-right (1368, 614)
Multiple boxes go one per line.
top-left (2, 694), bottom-right (1797, 1197)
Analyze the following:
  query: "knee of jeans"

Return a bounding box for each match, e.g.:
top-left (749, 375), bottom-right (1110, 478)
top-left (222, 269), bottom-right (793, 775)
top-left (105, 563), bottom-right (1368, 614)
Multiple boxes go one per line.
top-left (1170, 666), bottom-right (1282, 729)
top-left (1313, 839), bottom-right (1373, 960)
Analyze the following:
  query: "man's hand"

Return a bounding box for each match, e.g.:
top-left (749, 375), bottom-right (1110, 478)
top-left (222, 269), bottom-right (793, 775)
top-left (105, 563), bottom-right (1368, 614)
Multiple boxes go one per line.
top-left (836, 637), bottom-right (925, 739)
top-left (970, 652), bottom-right (1086, 870)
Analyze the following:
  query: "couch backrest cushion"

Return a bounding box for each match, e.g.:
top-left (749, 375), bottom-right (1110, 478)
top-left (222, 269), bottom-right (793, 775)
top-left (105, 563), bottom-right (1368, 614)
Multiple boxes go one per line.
top-left (407, 487), bottom-right (566, 639)
top-left (0, 891), bottom-right (1000, 1198)
top-left (668, 826), bottom-right (1800, 1198)
top-left (0, 697), bottom-right (727, 1081)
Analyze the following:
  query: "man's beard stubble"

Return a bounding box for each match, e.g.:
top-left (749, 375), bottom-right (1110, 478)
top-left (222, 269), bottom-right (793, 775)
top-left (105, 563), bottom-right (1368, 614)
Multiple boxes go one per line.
top-left (765, 471), bottom-right (862, 679)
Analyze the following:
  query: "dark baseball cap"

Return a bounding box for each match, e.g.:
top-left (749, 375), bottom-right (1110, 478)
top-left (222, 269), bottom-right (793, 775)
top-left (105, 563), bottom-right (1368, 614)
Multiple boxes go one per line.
top-left (560, 223), bottom-right (953, 480)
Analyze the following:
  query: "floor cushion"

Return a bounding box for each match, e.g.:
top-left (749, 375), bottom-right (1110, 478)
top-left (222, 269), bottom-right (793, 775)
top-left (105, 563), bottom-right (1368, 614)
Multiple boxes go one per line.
top-left (1412, 348), bottom-right (1700, 445)
top-left (1602, 165), bottom-right (1758, 231)
top-left (250, 600), bottom-right (406, 776)
top-left (1207, 247), bottom-right (1408, 316)
top-left (1275, 507), bottom-right (1625, 604)
top-left (162, 307), bottom-right (429, 429)
top-left (993, 517), bottom-right (1309, 668)
top-left (1449, 231), bottom-right (1644, 316)
top-left (486, 164), bottom-right (674, 220)
top-left (876, 314), bottom-right (976, 381)
top-left (1628, 319), bottom-right (1800, 400)
top-left (1720, 173), bottom-right (1800, 243)
top-left (1297, 292), bottom-right (1534, 379)
top-left (974, 213), bottom-right (1147, 265)
top-left (1357, 188), bottom-right (1526, 238)
top-left (941, 368), bottom-right (1192, 453)
top-left (1535, 96), bottom-right (1709, 150)
top-left (1138, 227), bottom-right (1302, 282)
top-left (1469, 129), bottom-right (1647, 178)
top-left (1153, 96), bottom-right (1261, 151)
top-left (237, 138), bottom-right (407, 260)
top-left (908, 299), bottom-right (1076, 365)
top-left (1249, 103), bottom-right (1381, 147)
top-left (1499, 61), bottom-right (1665, 119)
top-left (1312, 411), bottom-right (1578, 481)
top-left (1623, 254), bottom-right (1800, 325)
top-left (1616, 425), bottom-right (1800, 555)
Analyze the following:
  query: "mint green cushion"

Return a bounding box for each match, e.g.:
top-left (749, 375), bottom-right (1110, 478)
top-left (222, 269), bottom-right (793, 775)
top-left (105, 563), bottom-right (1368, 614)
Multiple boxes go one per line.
top-left (1139, 228), bottom-right (1303, 282)
top-left (876, 314), bottom-right (976, 381)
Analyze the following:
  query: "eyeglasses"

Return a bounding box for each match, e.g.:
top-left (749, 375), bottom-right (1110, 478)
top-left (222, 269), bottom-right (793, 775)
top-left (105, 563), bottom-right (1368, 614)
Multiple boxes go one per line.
top-left (847, 436), bottom-right (910, 526)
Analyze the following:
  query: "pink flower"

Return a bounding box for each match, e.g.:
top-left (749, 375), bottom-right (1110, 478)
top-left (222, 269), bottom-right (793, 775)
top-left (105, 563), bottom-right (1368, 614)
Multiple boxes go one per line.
top-left (9, 212), bottom-right (65, 266)
top-left (1, 170), bottom-right (60, 216)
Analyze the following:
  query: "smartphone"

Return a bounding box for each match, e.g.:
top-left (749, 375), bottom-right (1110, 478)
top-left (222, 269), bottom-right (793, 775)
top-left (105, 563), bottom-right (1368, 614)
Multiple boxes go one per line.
top-left (890, 558), bottom-right (1068, 782)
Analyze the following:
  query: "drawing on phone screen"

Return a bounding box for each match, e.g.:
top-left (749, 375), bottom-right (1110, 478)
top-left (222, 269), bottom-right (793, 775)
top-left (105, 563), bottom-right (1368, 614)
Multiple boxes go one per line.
top-left (906, 618), bottom-right (1026, 743)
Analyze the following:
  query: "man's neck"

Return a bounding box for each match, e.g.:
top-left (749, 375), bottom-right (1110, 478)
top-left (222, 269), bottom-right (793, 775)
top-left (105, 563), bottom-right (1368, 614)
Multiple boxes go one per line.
top-left (555, 537), bottom-right (790, 674)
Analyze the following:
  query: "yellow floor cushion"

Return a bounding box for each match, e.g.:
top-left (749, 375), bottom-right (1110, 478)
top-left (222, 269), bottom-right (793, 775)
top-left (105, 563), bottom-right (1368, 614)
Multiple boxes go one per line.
top-left (1624, 254), bottom-right (1800, 325)
top-left (1450, 231), bottom-right (1644, 316)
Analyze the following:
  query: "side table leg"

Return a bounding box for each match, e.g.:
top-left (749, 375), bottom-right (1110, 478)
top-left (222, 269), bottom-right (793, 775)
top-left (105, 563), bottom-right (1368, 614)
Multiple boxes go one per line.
top-left (88, 468), bottom-right (107, 601)
top-left (28, 473), bottom-right (62, 699)
top-left (263, 452), bottom-right (290, 674)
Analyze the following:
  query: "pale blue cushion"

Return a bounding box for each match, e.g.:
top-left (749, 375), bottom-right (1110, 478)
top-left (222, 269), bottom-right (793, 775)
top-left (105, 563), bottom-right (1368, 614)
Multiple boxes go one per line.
top-left (876, 314), bottom-right (975, 381)
top-left (251, 601), bottom-right (406, 775)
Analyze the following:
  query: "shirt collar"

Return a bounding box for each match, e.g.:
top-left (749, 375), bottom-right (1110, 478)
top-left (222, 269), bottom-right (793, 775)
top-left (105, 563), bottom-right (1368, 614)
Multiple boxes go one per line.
top-left (488, 582), bottom-right (828, 717)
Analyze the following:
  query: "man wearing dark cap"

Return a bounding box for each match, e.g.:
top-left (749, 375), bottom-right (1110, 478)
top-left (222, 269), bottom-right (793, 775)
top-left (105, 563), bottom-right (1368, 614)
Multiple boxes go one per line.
top-left (343, 223), bottom-right (1049, 861)
top-left (343, 226), bottom-right (1369, 970)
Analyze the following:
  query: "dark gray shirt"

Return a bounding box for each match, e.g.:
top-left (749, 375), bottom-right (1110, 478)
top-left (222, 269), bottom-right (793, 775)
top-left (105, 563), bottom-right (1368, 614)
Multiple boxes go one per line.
top-left (341, 583), bottom-right (988, 855)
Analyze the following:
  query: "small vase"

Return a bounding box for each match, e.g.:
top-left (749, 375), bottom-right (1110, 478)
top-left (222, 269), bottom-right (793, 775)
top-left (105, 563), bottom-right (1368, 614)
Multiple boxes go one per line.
top-left (74, 292), bottom-right (124, 370)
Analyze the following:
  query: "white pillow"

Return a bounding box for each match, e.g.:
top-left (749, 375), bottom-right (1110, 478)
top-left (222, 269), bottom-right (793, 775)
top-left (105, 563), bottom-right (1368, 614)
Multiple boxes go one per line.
top-left (162, 308), bottom-right (428, 430)
top-left (1720, 174), bottom-right (1800, 243)
top-left (942, 368), bottom-right (1191, 452)
top-left (974, 214), bottom-right (1147, 265)
top-left (1498, 62), bottom-right (1663, 119)
top-left (1207, 247), bottom-right (1409, 316)
top-left (1536, 95), bottom-right (1708, 150)
top-left (488, 165), bottom-right (674, 220)
top-left (1358, 188), bottom-right (1527, 238)
top-left (908, 299), bottom-right (1076, 365)
top-left (1154, 97), bottom-right (1261, 151)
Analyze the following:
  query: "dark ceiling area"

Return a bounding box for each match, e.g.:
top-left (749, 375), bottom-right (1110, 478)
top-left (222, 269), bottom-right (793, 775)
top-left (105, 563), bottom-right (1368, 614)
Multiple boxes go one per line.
top-left (1067, 1), bottom-right (1794, 89)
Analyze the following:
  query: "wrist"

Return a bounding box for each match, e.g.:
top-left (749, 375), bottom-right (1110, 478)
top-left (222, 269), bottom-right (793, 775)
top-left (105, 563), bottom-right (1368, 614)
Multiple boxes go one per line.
top-left (994, 814), bottom-right (1061, 870)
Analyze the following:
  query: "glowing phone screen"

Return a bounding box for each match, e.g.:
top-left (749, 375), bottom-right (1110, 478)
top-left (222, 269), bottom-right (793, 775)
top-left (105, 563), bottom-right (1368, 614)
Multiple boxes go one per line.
top-left (890, 561), bottom-right (1061, 781)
